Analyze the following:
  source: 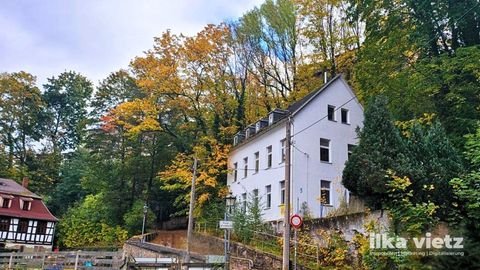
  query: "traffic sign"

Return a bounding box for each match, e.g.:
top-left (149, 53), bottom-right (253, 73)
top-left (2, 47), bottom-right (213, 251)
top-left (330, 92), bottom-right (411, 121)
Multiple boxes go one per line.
top-left (290, 214), bottom-right (303, 229)
top-left (219, 220), bottom-right (234, 229)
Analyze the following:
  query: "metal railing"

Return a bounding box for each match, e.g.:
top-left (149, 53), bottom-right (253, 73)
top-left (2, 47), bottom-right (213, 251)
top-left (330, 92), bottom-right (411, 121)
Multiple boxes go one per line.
top-left (194, 221), bottom-right (321, 268)
top-left (0, 250), bottom-right (124, 270)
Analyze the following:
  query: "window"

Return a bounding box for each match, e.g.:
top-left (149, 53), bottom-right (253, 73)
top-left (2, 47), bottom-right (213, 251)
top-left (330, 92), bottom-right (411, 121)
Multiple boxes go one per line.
top-left (241, 193), bottom-right (247, 213)
top-left (268, 113), bottom-right (274, 125)
top-left (320, 180), bottom-right (331, 205)
top-left (341, 108), bottom-right (349, 124)
top-left (233, 162), bottom-right (238, 182)
top-left (254, 152), bottom-right (259, 173)
top-left (280, 181), bottom-right (286, 205)
top-left (328, 105), bottom-right (336, 121)
top-left (266, 146), bottom-right (272, 168)
top-left (266, 185), bottom-right (272, 208)
top-left (20, 198), bottom-right (33, 211)
top-left (22, 201), bottom-right (31, 211)
top-left (320, 138), bottom-right (331, 162)
top-left (17, 219), bottom-right (28, 233)
top-left (253, 189), bottom-right (259, 202)
top-left (0, 217), bottom-right (9, 231)
top-left (36, 221), bottom-right (47, 235)
top-left (243, 157), bottom-right (248, 178)
top-left (2, 199), bottom-right (10, 208)
top-left (348, 144), bottom-right (356, 159)
top-left (280, 139), bottom-right (286, 163)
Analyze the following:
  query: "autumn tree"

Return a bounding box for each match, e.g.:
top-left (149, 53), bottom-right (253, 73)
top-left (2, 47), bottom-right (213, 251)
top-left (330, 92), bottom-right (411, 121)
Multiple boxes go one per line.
top-left (297, 0), bottom-right (362, 78)
top-left (0, 72), bottom-right (44, 175)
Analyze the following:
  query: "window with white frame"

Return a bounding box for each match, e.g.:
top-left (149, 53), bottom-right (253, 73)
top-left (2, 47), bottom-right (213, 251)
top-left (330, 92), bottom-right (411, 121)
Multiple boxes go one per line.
top-left (20, 198), bottom-right (32, 211)
top-left (242, 193), bottom-right (247, 213)
top-left (320, 180), bottom-right (331, 205)
top-left (327, 105), bottom-right (336, 121)
top-left (341, 108), bottom-right (349, 124)
top-left (0, 195), bottom-right (13, 209)
top-left (243, 157), bottom-right (248, 178)
top-left (233, 162), bottom-right (238, 181)
top-left (280, 181), bottom-right (286, 205)
top-left (266, 145), bottom-right (272, 168)
top-left (253, 189), bottom-right (258, 202)
top-left (266, 185), bottom-right (272, 208)
top-left (254, 152), bottom-right (259, 173)
top-left (320, 138), bottom-right (331, 162)
top-left (280, 139), bottom-right (286, 163)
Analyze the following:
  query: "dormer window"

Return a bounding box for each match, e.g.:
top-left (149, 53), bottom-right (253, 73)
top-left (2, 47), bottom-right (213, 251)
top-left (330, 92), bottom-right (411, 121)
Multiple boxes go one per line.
top-left (20, 197), bottom-right (33, 211)
top-left (0, 194), bottom-right (13, 208)
top-left (268, 114), bottom-right (274, 125)
top-left (245, 126), bottom-right (255, 139)
top-left (2, 199), bottom-right (10, 208)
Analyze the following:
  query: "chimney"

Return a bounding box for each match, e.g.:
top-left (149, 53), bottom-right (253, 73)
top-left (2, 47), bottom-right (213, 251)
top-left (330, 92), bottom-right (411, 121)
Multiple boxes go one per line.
top-left (324, 71), bottom-right (328, 84)
top-left (22, 177), bottom-right (29, 189)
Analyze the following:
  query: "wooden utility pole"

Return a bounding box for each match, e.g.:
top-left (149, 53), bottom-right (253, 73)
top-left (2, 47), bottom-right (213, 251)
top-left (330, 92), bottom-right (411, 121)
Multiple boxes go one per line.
top-left (185, 157), bottom-right (198, 264)
top-left (282, 115), bottom-right (292, 270)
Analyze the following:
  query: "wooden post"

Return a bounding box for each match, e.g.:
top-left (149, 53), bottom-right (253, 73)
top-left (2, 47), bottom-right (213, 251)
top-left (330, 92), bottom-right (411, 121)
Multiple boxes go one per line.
top-left (8, 253), bottom-right (13, 269)
top-left (282, 115), bottom-right (292, 270)
top-left (74, 251), bottom-right (80, 270)
top-left (185, 157), bottom-right (198, 264)
top-left (41, 253), bottom-right (46, 269)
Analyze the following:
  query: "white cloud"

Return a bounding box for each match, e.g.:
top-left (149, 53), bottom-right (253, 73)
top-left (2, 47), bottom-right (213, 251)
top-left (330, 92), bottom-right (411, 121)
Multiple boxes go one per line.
top-left (0, 0), bottom-right (263, 86)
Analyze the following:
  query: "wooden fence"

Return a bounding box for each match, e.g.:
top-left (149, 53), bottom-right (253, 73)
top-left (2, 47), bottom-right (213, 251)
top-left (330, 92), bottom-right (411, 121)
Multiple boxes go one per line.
top-left (0, 251), bottom-right (125, 270)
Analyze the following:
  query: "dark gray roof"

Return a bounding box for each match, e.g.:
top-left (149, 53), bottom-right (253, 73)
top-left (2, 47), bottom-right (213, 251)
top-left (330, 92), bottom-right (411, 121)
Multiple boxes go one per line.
top-left (0, 178), bottom-right (41, 199)
top-left (286, 74), bottom-right (341, 115)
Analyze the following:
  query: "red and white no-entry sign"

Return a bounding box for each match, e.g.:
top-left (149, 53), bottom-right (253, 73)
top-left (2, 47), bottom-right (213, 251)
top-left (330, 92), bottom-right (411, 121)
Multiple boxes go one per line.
top-left (290, 214), bottom-right (303, 229)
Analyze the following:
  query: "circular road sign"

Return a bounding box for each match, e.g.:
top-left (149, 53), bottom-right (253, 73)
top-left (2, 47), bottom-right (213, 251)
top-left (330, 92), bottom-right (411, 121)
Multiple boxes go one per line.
top-left (290, 214), bottom-right (303, 229)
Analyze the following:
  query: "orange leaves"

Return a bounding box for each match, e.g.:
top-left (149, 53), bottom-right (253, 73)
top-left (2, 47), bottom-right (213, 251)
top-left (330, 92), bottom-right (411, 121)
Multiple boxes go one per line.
top-left (101, 99), bottom-right (161, 137)
top-left (158, 137), bottom-right (230, 213)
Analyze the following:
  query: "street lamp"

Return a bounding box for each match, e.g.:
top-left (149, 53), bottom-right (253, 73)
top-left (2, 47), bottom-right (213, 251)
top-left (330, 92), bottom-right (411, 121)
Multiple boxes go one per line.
top-left (141, 203), bottom-right (148, 243)
top-left (224, 192), bottom-right (236, 270)
top-left (225, 193), bottom-right (236, 214)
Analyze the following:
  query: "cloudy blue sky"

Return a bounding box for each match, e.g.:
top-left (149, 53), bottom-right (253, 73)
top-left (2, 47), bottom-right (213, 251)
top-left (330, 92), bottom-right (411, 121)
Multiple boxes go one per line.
top-left (0, 0), bottom-right (262, 86)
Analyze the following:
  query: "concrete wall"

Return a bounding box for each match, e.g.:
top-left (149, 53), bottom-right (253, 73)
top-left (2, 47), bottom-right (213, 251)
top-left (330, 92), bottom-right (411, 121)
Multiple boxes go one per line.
top-left (308, 210), bottom-right (391, 242)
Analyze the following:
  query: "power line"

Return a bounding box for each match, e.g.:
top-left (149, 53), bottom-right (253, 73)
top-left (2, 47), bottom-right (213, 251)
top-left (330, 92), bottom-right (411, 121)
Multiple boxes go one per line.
top-left (291, 95), bottom-right (358, 138)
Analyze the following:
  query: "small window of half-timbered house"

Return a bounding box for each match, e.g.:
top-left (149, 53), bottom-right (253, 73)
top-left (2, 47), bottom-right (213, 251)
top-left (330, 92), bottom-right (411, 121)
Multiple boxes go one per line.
top-left (0, 195), bottom-right (13, 208)
top-left (0, 217), bottom-right (10, 231)
top-left (19, 197), bottom-right (33, 211)
top-left (36, 221), bottom-right (47, 235)
top-left (17, 219), bottom-right (28, 233)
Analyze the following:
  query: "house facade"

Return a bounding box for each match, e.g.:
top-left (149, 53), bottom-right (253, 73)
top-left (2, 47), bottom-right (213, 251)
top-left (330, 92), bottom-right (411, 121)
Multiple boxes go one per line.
top-left (227, 76), bottom-right (364, 223)
top-left (0, 178), bottom-right (57, 251)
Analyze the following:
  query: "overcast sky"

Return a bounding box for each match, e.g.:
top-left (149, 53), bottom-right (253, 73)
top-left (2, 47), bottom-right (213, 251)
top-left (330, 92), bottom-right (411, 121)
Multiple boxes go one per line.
top-left (0, 0), bottom-right (262, 86)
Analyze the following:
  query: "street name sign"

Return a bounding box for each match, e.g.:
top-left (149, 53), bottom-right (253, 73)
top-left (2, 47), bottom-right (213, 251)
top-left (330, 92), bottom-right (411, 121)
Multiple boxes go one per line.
top-left (219, 220), bottom-right (234, 229)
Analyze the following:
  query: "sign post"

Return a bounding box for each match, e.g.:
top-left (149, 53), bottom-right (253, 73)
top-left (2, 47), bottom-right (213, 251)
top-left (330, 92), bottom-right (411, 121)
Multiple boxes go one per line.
top-left (290, 214), bottom-right (303, 270)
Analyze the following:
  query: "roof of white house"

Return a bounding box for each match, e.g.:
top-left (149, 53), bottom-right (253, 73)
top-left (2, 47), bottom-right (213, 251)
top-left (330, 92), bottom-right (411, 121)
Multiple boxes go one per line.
top-left (233, 75), bottom-right (344, 148)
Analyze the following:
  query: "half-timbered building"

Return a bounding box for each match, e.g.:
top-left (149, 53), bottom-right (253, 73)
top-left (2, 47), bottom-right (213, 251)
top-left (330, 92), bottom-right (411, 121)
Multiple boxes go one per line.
top-left (0, 178), bottom-right (57, 251)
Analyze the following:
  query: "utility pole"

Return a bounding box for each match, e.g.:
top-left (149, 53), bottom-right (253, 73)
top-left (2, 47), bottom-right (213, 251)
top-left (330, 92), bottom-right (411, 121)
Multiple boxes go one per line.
top-left (282, 115), bottom-right (292, 270)
top-left (185, 157), bottom-right (198, 264)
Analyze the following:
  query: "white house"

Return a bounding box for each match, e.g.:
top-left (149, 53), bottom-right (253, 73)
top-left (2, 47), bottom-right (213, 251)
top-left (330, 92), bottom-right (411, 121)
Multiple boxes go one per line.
top-left (227, 75), bottom-right (364, 224)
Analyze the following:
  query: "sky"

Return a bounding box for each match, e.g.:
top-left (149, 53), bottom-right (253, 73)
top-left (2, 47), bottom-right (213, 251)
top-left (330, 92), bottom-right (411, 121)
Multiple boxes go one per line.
top-left (0, 0), bottom-right (263, 86)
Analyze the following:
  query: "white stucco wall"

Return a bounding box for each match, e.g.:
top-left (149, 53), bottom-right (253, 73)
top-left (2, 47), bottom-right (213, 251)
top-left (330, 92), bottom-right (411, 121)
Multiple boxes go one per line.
top-left (227, 77), bottom-right (364, 222)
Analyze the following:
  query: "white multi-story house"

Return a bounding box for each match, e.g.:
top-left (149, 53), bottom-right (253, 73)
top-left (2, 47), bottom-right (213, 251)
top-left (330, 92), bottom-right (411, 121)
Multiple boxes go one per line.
top-left (227, 75), bottom-right (364, 224)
